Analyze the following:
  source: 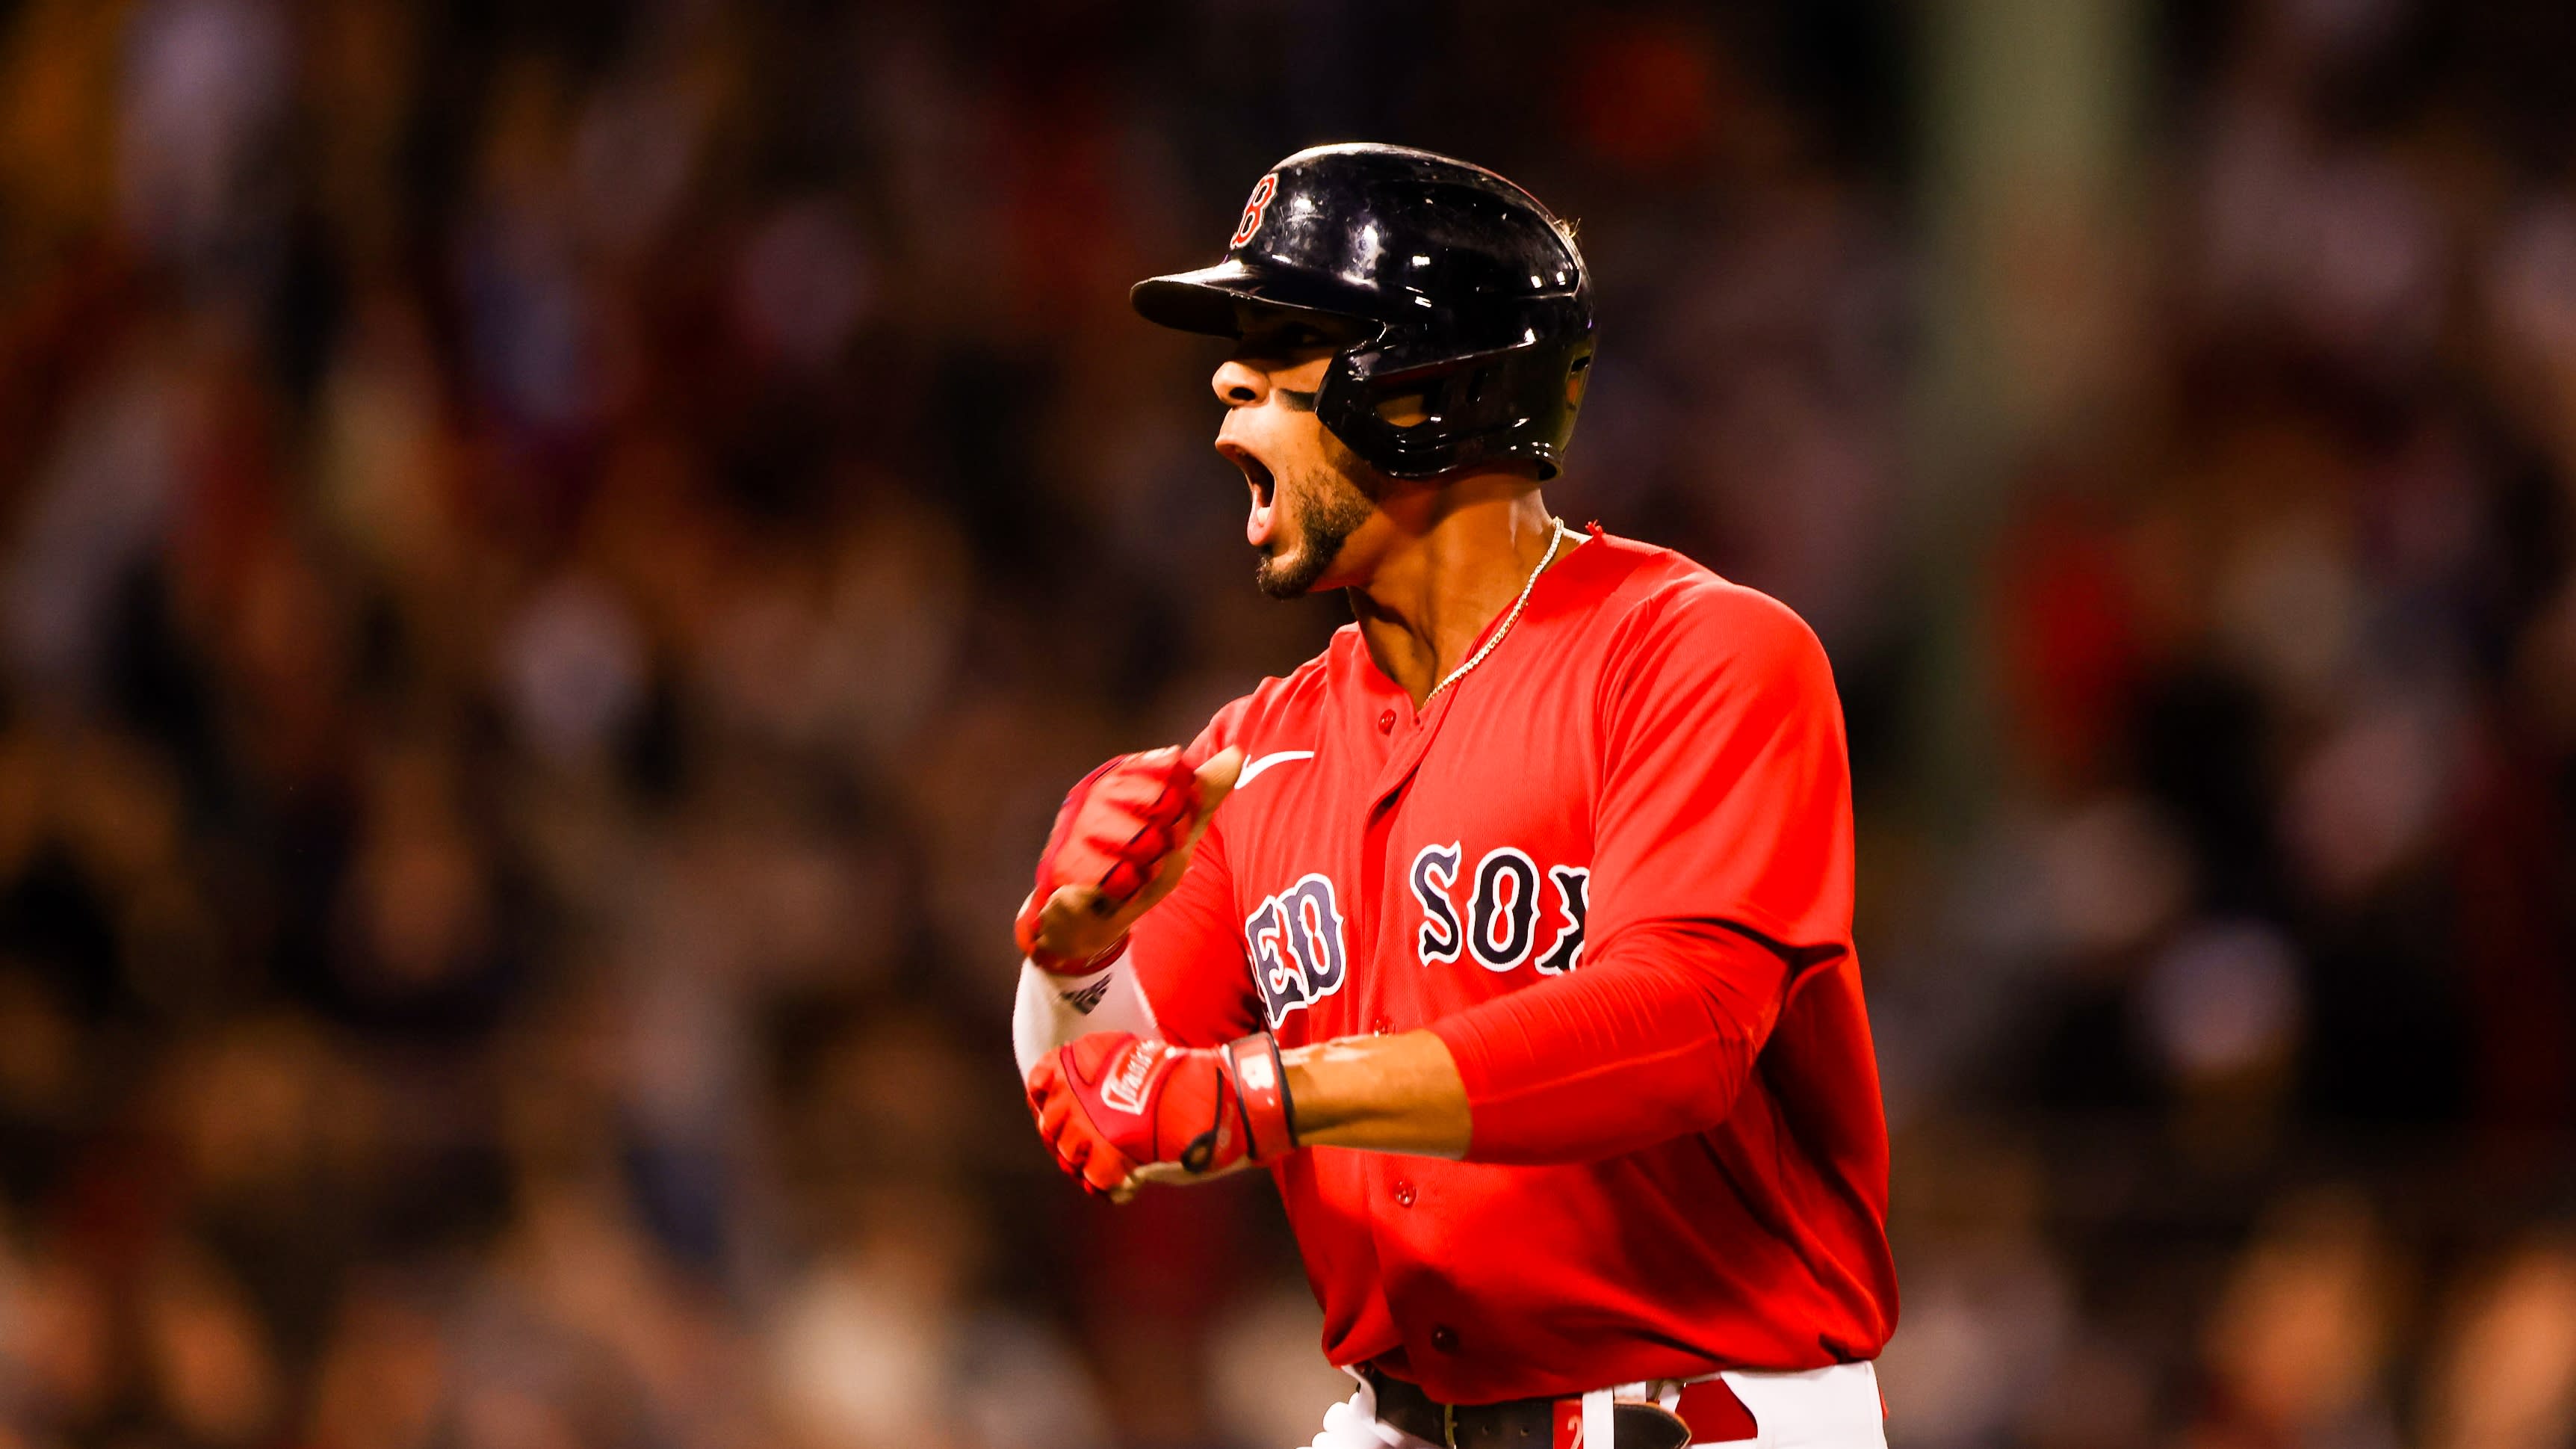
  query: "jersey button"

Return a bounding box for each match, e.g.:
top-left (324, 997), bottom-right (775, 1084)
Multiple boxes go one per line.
top-left (1430, 1324), bottom-right (1459, 1353)
top-left (1377, 708), bottom-right (1397, 733)
top-left (1371, 1015), bottom-right (1391, 1035)
top-left (1393, 1179), bottom-right (1415, 1208)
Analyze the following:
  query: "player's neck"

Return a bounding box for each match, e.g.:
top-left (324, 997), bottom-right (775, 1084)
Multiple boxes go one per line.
top-left (1346, 481), bottom-right (1561, 708)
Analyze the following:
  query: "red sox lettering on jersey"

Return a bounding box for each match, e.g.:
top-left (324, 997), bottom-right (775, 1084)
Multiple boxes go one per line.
top-left (1406, 842), bottom-right (1588, 976)
top-left (1124, 531), bottom-right (1898, 1404)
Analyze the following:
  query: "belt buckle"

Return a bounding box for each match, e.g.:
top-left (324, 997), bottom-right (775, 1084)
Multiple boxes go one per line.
top-left (1440, 1401), bottom-right (1458, 1449)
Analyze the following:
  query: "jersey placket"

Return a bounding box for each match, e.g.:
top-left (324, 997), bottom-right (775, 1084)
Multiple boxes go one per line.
top-left (1357, 654), bottom-right (1526, 1377)
top-left (1353, 675), bottom-right (1470, 1018)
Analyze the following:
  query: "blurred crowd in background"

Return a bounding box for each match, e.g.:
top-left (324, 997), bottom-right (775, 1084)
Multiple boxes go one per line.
top-left (0, 1), bottom-right (2571, 1447)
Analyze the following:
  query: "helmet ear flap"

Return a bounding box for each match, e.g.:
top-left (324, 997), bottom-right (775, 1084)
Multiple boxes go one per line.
top-left (1314, 353), bottom-right (1464, 481)
top-left (1313, 340), bottom-right (1584, 483)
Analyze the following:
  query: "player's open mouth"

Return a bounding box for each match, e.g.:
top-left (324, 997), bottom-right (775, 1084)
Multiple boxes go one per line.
top-left (1224, 445), bottom-right (1279, 549)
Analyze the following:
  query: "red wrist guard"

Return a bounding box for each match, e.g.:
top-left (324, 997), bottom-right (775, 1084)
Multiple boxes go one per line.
top-left (1219, 1032), bottom-right (1296, 1167)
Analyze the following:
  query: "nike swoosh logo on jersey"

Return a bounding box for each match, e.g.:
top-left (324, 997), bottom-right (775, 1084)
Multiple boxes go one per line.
top-left (1236, 750), bottom-right (1316, 787)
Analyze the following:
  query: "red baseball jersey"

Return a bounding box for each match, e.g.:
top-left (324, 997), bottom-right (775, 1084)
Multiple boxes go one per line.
top-left (1127, 530), bottom-right (1897, 1404)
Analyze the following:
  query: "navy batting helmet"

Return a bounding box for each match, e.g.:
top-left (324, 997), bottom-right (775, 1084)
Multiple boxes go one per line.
top-left (1132, 143), bottom-right (1594, 482)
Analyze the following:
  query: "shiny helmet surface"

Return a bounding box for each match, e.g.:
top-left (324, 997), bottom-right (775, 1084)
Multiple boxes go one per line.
top-left (1133, 143), bottom-right (1595, 482)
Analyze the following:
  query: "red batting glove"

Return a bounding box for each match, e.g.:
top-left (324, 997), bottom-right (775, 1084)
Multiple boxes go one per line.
top-left (1015, 747), bottom-right (1207, 974)
top-left (1025, 1031), bottom-right (1296, 1196)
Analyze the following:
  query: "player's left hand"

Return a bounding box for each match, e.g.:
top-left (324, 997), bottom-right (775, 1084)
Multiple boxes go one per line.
top-left (1026, 1031), bottom-right (1295, 1198)
top-left (1015, 746), bottom-right (1245, 974)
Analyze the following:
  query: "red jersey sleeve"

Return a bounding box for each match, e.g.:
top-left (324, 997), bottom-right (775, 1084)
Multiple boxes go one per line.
top-left (1428, 579), bottom-right (1857, 1162)
top-left (1125, 702), bottom-right (1263, 1048)
top-left (1588, 578), bottom-right (1857, 956)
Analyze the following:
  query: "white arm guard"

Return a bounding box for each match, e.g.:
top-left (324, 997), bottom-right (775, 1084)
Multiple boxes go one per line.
top-left (1011, 955), bottom-right (1160, 1079)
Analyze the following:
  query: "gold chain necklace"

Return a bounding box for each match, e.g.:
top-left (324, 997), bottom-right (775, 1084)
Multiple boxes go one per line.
top-left (1421, 518), bottom-right (1579, 705)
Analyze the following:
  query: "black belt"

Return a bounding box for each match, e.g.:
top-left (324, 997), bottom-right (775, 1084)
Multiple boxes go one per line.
top-left (1363, 1368), bottom-right (1693, 1449)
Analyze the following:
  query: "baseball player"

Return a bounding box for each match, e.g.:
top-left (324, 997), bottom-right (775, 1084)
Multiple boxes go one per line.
top-left (1012, 145), bottom-right (1896, 1449)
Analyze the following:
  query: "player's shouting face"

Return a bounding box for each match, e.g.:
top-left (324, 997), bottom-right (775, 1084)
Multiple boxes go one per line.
top-left (1211, 315), bottom-right (1405, 600)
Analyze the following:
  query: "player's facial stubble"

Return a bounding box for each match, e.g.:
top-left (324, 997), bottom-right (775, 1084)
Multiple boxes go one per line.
top-left (1254, 443), bottom-right (1378, 600)
top-left (1213, 330), bottom-right (1377, 599)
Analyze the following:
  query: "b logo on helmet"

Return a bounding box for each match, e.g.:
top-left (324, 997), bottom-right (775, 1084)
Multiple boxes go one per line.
top-left (1230, 173), bottom-right (1279, 247)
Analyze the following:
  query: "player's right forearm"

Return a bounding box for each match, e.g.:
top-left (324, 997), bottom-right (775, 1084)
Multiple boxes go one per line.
top-left (1280, 1031), bottom-right (1473, 1158)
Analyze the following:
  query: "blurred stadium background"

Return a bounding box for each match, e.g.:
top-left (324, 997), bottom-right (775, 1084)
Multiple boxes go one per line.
top-left (0, 0), bottom-right (2572, 1446)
